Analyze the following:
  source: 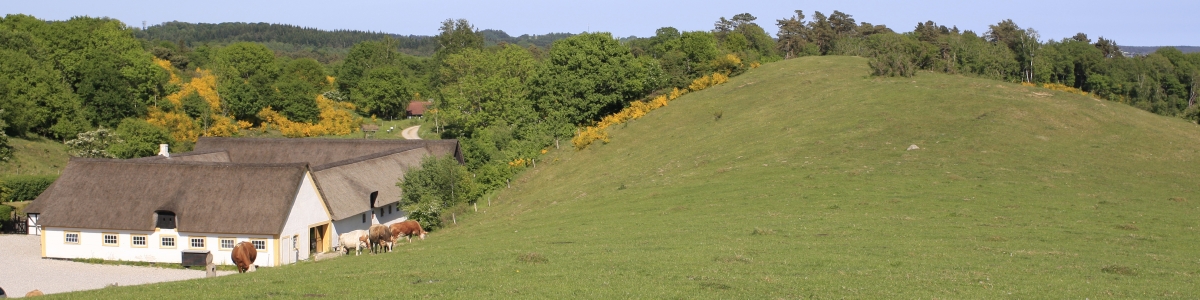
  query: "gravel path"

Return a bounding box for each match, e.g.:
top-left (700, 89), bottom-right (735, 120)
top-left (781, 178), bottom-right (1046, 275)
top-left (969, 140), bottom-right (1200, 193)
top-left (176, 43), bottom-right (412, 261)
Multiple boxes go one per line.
top-left (0, 234), bottom-right (233, 297)
top-left (401, 125), bottom-right (421, 140)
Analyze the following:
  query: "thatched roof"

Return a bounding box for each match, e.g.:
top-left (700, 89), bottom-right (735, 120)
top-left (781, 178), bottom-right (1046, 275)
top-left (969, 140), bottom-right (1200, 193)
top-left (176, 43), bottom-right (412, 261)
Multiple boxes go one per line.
top-left (130, 149), bottom-right (232, 163)
top-left (311, 147), bottom-right (431, 220)
top-left (193, 137), bottom-right (463, 166)
top-left (31, 158), bottom-right (309, 235)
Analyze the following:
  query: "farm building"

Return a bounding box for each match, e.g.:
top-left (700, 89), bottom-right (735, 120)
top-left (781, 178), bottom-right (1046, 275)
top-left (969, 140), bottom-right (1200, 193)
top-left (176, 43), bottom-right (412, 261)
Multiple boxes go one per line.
top-left (24, 138), bottom-right (463, 267)
top-left (25, 159), bottom-right (329, 267)
top-left (406, 101), bottom-right (431, 118)
top-left (189, 137), bottom-right (463, 248)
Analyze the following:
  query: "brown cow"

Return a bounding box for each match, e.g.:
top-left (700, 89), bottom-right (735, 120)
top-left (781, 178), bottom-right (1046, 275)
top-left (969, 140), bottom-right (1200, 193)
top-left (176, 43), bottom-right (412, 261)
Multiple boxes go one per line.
top-left (231, 241), bottom-right (258, 273)
top-left (367, 224), bottom-right (393, 253)
top-left (390, 220), bottom-right (427, 243)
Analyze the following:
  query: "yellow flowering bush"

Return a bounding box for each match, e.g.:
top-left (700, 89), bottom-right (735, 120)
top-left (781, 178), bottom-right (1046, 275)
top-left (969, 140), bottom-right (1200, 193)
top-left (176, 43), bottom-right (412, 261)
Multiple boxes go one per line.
top-left (258, 95), bottom-right (363, 137)
top-left (573, 72), bottom-right (731, 150)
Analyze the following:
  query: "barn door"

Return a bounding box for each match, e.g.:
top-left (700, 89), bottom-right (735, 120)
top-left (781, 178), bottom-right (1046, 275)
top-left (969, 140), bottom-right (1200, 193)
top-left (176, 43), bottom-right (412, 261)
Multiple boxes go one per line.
top-left (309, 224), bottom-right (329, 254)
top-left (281, 236), bottom-right (293, 265)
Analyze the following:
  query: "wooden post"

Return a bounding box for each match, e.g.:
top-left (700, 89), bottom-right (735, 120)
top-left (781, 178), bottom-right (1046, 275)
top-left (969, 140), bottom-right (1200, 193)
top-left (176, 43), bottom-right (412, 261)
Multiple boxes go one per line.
top-left (532, 159), bottom-right (536, 167)
top-left (507, 179), bottom-right (511, 188)
top-left (488, 196), bottom-right (491, 206)
top-left (473, 202), bottom-right (477, 212)
top-left (452, 213), bottom-right (457, 225)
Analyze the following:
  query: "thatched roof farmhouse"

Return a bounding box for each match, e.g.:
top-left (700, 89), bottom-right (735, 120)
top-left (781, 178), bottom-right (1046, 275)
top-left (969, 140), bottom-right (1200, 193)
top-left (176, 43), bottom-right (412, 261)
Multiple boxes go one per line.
top-left (26, 138), bottom-right (460, 267)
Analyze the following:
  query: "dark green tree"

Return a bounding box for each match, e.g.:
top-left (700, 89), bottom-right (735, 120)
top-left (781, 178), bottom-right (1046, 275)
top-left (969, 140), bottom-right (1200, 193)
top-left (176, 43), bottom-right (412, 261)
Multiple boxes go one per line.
top-left (214, 42), bottom-right (280, 120)
top-left (435, 19), bottom-right (485, 58)
top-left (398, 155), bottom-right (476, 231)
top-left (776, 10), bottom-right (809, 59)
top-left (530, 32), bottom-right (661, 138)
top-left (275, 58), bottom-right (328, 122)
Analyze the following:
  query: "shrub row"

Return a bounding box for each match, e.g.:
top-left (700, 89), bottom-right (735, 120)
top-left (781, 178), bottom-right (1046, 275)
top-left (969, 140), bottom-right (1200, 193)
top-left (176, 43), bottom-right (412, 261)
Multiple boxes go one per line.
top-left (1, 175), bottom-right (58, 202)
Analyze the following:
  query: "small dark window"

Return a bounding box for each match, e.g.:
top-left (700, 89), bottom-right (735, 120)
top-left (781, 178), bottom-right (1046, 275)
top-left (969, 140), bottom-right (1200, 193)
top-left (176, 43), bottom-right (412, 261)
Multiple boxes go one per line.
top-left (362, 213), bottom-right (366, 223)
top-left (155, 211), bottom-right (177, 229)
top-left (388, 205), bottom-right (392, 214)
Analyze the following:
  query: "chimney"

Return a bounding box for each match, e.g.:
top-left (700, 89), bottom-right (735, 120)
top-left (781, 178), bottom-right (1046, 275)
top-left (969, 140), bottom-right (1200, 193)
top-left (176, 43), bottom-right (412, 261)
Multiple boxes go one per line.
top-left (158, 144), bottom-right (170, 158)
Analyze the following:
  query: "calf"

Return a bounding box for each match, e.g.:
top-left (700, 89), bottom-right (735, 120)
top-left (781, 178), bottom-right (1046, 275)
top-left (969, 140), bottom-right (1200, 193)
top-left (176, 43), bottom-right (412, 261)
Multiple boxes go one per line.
top-left (338, 230), bottom-right (369, 256)
top-left (231, 241), bottom-right (258, 273)
top-left (389, 220), bottom-right (427, 244)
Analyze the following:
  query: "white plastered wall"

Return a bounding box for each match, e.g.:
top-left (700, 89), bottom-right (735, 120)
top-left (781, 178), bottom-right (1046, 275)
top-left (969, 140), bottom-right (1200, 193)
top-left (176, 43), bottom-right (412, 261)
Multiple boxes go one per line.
top-left (277, 172), bottom-right (332, 264)
top-left (41, 227), bottom-right (276, 266)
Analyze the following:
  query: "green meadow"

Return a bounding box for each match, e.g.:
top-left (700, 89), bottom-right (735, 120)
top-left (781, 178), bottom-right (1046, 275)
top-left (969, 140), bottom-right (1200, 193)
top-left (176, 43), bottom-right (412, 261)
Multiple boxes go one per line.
top-left (63, 56), bottom-right (1200, 298)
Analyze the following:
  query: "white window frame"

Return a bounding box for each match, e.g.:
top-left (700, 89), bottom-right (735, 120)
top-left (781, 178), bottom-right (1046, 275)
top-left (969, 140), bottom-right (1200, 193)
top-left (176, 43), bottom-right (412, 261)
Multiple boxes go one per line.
top-left (219, 238), bottom-right (236, 251)
top-left (189, 236), bottom-right (206, 249)
top-left (64, 231), bottom-right (80, 244)
top-left (131, 234), bottom-right (148, 248)
top-left (102, 233), bottom-right (119, 247)
top-left (160, 235), bottom-right (177, 248)
top-left (251, 239), bottom-right (267, 252)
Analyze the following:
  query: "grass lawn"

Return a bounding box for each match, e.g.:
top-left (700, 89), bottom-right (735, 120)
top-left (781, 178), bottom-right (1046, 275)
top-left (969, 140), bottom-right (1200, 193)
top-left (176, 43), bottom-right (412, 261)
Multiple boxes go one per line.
top-left (60, 56), bottom-right (1200, 298)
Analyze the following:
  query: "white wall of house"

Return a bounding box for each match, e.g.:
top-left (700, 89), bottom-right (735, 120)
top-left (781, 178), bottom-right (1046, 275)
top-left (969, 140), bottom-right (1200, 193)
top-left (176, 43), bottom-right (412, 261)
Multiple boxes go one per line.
top-left (277, 172), bottom-right (332, 264)
top-left (41, 227), bottom-right (276, 266)
top-left (329, 204), bottom-right (407, 249)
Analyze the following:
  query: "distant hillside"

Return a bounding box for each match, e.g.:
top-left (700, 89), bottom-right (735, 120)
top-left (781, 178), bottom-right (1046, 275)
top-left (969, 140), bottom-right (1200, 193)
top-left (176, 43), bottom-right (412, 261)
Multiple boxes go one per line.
top-left (136, 21), bottom-right (439, 56)
top-left (137, 22), bottom-right (574, 57)
top-left (1121, 45), bottom-right (1200, 56)
top-left (479, 29), bottom-right (574, 48)
top-left (75, 56), bottom-right (1200, 298)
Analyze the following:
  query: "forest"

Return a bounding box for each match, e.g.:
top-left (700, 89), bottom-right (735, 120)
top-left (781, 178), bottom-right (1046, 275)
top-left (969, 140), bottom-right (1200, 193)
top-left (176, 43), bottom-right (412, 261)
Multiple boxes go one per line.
top-left (1, 11), bottom-right (1198, 228)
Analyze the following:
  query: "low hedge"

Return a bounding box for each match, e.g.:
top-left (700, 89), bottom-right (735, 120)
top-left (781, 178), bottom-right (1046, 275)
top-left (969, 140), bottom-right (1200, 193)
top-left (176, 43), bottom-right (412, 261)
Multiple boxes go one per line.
top-left (0, 204), bottom-right (13, 221)
top-left (1, 175), bottom-right (58, 202)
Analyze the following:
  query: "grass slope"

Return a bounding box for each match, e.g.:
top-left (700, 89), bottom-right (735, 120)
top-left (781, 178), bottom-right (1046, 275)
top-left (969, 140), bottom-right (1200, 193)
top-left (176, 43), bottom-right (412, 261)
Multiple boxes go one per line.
top-left (0, 136), bottom-right (68, 177)
top-left (65, 56), bottom-right (1200, 298)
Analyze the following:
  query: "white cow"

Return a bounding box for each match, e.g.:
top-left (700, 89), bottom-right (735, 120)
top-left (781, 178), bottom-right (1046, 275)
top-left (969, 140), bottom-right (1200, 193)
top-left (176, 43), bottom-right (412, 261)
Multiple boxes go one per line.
top-left (338, 230), bottom-right (369, 256)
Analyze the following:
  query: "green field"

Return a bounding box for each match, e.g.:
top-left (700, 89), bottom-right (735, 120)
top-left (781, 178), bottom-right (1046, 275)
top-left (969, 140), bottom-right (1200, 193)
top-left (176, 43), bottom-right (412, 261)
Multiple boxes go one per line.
top-left (60, 56), bottom-right (1200, 298)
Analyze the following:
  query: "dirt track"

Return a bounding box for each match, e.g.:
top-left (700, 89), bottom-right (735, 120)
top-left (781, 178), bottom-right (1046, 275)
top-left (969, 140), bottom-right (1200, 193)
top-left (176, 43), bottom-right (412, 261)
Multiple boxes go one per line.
top-left (401, 125), bottom-right (421, 140)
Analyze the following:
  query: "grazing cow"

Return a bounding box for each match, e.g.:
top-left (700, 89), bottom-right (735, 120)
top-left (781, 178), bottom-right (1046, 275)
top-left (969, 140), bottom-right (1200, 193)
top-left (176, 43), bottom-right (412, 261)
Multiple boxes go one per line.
top-left (368, 224), bottom-right (393, 253)
top-left (26, 289), bottom-right (43, 297)
top-left (231, 241), bottom-right (258, 273)
top-left (389, 220), bottom-right (427, 243)
top-left (338, 230), bottom-right (369, 256)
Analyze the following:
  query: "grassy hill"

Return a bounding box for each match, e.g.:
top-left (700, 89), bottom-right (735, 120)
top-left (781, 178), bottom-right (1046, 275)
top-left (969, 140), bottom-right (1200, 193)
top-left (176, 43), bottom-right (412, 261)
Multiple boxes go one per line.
top-left (63, 56), bottom-right (1200, 298)
top-left (0, 136), bottom-right (69, 177)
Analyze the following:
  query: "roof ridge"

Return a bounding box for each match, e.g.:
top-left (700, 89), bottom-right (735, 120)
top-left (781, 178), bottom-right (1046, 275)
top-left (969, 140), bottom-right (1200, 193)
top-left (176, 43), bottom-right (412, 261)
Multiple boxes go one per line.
top-left (70, 157), bottom-right (309, 169)
top-left (310, 146), bottom-right (428, 171)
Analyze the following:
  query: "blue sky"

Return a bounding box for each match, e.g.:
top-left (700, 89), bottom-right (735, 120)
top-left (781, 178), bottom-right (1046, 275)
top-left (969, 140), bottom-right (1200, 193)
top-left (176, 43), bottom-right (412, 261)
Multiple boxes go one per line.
top-left (4, 0), bottom-right (1196, 46)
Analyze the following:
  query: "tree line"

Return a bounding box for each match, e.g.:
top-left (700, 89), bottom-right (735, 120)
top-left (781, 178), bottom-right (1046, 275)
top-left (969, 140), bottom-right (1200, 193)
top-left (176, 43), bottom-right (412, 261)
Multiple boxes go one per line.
top-left (136, 21), bottom-right (578, 63)
top-left (786, 12), bottom-right (1200, 121)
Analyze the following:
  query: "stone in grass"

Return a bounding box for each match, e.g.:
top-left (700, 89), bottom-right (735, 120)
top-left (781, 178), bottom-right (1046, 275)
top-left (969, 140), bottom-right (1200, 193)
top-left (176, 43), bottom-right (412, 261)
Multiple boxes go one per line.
top-left (907, 144), bottom-right (920, 151)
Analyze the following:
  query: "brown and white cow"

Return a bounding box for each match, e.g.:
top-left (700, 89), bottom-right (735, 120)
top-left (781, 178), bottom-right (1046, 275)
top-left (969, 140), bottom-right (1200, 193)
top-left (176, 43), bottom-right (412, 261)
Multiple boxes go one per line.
top-left (390, 220), bottom-right (427, 244)
top-left (367, 224), bottom-right (393, 253)
top-left (231, 241), bottom-right (258, 273)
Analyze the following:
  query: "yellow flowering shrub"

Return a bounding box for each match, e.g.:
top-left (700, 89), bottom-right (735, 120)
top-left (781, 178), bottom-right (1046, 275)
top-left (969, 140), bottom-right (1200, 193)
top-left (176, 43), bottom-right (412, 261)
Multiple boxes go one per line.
top-left (1039, 83), bottom-right (1093, 97)
top-left (573, 72), bottom-right (730, 150)
top-left (1023, 82), bottom-right (1097, 98)
top-left (508, 158), bottom-right (530, 167)
top-left (258, 95), bottom-right (363, 137)
top-left (146, 107), bottom-right (199, 143)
